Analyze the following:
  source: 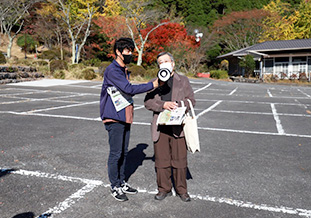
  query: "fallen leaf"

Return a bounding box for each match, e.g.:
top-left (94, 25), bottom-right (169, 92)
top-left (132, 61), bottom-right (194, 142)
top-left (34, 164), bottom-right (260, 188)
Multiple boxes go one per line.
top-left (306, 110), bottom-right (311, 114)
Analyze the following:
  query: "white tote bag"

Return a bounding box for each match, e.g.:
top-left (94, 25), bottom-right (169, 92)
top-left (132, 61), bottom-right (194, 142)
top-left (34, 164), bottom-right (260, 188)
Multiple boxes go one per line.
top-left (182, 99), bottom-right (200, 153)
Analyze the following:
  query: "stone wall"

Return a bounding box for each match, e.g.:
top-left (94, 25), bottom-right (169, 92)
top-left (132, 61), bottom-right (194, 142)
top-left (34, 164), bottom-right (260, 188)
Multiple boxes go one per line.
top-left (0, 66), bottom-right (44, 84)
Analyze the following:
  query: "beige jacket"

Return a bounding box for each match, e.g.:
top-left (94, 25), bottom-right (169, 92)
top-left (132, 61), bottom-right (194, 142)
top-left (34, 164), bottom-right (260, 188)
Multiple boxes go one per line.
top-left (144, 73), bottom-right (195, 142)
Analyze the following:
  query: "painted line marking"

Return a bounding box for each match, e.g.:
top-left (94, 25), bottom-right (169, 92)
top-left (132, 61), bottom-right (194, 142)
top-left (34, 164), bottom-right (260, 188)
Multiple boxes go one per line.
top-left (7, 168), bottom-right (103, 217)
top-left (211, 109), bottom-right (311, 118)
top-left (5, 111), bottom-right (100, 121)
top-left (195, 99), bottom-right (311, 107)
top-left (2, 111), bottom-right (311, 138)
top-left (297, 89), bottom-right (311, 98)
top-left (197, 100), bottom-right (222, 118)
top-left (190, 81), bottom-right (206, 84)
top-left (134, 105), bottom-right (145, 110)
top-left (271, 103), bottom-right (285, 134)
top-left (189, 194), bottom-right (311, 217)
top-left (25, 101), bottom-right (98, 113)
top-left (198, 127), bottom-right (311, 138)
top-left (229, 87), bottom-right (238, 95)
top-left (3, 168), bottom-right (311, 217)
top-left (267, 89), bottom-right (273, 97)
top-left (194, 83), bottom-right (212, 93)
top-left (196, 92), bottom-right (310, 100)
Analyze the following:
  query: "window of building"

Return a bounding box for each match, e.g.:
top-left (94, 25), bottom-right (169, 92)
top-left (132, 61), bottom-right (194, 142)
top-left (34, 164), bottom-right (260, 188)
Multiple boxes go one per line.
top-left (292, 56), bottom-right (307, 74)
top-left (264, 59), bottom-right (273, 74)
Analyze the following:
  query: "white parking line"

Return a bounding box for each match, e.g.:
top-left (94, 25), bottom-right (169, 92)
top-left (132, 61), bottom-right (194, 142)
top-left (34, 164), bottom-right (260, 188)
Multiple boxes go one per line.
top-left (5, 168), bottom-right (311, 217)
top-left (212, 109), bottom-right (311, 118)
top-left (9, 168), bottom-right (103, 217)
top-left (194, 83), bottom-right (212, 93)
top-left (297, 89), bottom-right (311, 98)
top-left (197, 100), bottom-right (222, 118)
top-left (196, 99), bottom-right (311, 107)
top-left (271, 103), bottom-right (285, 134)
top-left (134, 105), bottom-right (145, 110)
top-left (229, 87), bottom-right (238, 95)
top-left (198, 127), bottom-right (311, 138)
top-left (267, 89), bottom-right (273, 97)
top-left (25, 101), bottom-right (98, 113)
top-left (2, 111), bottom-right (311, 138)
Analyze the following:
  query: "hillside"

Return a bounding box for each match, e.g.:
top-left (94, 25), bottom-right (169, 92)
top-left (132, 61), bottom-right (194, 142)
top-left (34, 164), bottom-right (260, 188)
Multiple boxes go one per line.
top-left (0, 33), bottom-right (36, 60)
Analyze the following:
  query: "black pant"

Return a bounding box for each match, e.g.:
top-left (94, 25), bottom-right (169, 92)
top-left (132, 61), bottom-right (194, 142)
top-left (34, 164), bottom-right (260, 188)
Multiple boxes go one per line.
top-left (105, 122), bottom-right (131, 188)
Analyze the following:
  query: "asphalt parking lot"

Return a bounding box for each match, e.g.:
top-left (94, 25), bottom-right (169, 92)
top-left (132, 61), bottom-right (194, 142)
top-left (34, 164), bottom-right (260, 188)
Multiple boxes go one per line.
top-left (1, 78), bottom-right (311, 218)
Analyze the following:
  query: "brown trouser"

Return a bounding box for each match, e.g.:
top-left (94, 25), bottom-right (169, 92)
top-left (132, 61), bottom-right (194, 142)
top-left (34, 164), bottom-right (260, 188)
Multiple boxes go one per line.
top-left (154, 132), bottom-right (188, 195)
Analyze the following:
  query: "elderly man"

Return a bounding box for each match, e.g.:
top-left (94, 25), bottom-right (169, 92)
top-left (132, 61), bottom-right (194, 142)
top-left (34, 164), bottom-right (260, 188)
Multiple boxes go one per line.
top-left (144, 52), bottom-right (195, 202)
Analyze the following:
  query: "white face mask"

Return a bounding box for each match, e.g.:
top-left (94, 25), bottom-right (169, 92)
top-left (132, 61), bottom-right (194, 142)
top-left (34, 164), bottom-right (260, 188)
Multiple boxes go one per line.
top-left (159, 62), bottom-right (173, 73)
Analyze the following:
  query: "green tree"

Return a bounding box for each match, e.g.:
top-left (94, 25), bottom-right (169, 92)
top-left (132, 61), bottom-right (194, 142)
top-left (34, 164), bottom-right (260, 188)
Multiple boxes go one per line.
top-left (17, 34), bottom-right (37, 52)
top-left (294, 0), bottom-right (311, 39)
top-left (56, 0), bottom-right (99, 64)
top-left (182, 0), bottom-right (208, 26)
top-left (0, 0), bottom-right (37, 59)
top-left (260, 0), bottom-right (298, 41)
top-left (239, 54), bottom-right (255, 77)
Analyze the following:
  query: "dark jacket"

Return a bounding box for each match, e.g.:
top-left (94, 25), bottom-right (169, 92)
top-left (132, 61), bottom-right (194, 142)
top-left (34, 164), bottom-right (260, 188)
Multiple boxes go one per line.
top-left (100, 60), bottom-right (154, 122)
top-left (144, 73), bottom-right (195, 142)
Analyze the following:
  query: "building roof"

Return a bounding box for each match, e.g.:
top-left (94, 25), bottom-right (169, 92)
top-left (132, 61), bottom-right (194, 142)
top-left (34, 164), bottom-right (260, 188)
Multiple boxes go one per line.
top-left (218, 38), bottom-right (311, 58)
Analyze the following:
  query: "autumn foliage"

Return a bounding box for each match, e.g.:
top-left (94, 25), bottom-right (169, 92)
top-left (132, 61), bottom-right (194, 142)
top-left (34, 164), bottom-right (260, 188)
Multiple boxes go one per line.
top-left (141, 21), bottom-right (198, 64)
top-left (94, 17), bottom-right (198, 65)
top-left (213, 9), bottom-right (269, 51)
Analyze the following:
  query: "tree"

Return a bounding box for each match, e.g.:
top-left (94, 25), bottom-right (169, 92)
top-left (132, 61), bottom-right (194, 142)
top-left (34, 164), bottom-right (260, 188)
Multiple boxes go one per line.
top-left (55, 0), bottom-right (99, 64)
top-left (17, 34), bottom-right (37, 53)
top-left (34, 2), bottom-right (68, 60)
top-left (152, 0), bottom-right (271, 27)
top-left (213, 9), bottom-right (268, 52)
top-left (141, 21), bottom-right (197, 64)
top-left (260, 0), bottom-right (298, 41)
top-left (121, 0), bottom-right (168, 66)
top-left (0, 0), bottom-right (37, 59)
top-left (239, 54), bottom-right (255, 77)
top-left (294, 0), bottom-right (311, 39)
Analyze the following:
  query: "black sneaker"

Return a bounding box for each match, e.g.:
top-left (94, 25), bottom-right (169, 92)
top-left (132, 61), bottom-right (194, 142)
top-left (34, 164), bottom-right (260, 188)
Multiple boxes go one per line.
top-left (121, 182), bottom-right (138, 195)
top-left (111, 186), bottom-right (128, 202)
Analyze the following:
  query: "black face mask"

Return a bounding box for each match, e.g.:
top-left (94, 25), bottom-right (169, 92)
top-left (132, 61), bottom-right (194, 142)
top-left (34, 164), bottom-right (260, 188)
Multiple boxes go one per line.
top-left (123, 54), bottom-right (132, 64)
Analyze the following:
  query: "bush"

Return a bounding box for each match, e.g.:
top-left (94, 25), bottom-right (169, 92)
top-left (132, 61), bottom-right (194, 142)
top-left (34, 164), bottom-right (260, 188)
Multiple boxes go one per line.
top-left (17, 34), bottom-right (37, 52)
top-left (210, 70), bottom-right (228, 79)
top-left (35, 60), bottom-right (49, 66)
top-left (50, 60), bottom-right (68, 73)
top-left (128, 65), bottom-right (147, 77)
top-left (68, 63), bottom-right (85, 71)
top-left (98, 61), bottom-right (111, 77)
top-left (145, 68), bottom-right (158, 79)
top-left (39, 50), bottom-right (59, 60)
top-left (0, 52), bottom-right (6, 64)
top-left (82, 58), bottom-right (102, 67)
top-left (53, 70), bottom-right (65, 79)
top-left (80, 68), bottom-right (97, 80)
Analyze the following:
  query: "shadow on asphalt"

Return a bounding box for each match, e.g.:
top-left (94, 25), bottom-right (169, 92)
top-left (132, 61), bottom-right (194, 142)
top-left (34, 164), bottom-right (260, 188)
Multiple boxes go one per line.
top-left (0, 168), bottom-right (15, 178)
top-left (125, 143), bottom-right (153, 181)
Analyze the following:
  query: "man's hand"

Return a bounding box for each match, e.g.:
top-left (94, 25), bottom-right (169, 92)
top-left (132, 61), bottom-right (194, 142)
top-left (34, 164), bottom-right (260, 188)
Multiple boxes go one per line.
top-left (152, 78), bottom-right (159, 88)
top-left (163, 101), bottom-right (178, 111)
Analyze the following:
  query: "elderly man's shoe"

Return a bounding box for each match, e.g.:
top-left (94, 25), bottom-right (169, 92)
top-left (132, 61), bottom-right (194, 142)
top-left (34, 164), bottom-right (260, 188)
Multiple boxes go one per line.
top-left (179, 193), bottom-right (191, 202)
top-left (154, 191), bottom-right (172, 200)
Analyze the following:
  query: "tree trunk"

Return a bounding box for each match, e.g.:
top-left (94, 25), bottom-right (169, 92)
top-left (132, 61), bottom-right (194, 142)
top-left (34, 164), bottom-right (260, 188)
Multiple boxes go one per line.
top-left (72, 41), bottom-right (76, 64)
top-left (137, 49), bottom-right (143, 66)
top-left (7, 36), bottom-right (13, 59)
